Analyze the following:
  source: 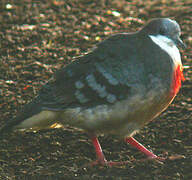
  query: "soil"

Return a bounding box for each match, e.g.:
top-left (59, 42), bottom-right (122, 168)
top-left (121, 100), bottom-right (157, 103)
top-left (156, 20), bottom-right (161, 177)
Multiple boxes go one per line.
top-left (0, 0), bottom-right (191, 179)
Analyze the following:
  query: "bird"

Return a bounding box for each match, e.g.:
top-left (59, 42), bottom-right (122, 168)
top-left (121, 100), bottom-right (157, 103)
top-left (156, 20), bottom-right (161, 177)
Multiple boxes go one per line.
top-left (0, 18), bottom-right (186, 166)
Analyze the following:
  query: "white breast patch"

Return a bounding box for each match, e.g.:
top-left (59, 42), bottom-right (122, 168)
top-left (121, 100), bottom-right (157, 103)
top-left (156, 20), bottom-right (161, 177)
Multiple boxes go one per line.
top-left (149, 35), bottom-right (182, 66)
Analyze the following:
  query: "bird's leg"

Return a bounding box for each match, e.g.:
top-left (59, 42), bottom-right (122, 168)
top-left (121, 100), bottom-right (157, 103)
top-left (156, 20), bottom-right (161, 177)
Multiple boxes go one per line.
top-left (125, 137), bottom-right (165, 161)
top-left (90, 136), bottom-right (107, 165)
top-left (89, 135), bottom-right (130, 166)
top-left (87, 135), bottom-right (164, 167)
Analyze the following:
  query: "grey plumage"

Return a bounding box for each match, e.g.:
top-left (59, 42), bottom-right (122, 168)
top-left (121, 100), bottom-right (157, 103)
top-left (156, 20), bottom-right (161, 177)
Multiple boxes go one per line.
top-left (0, 18), bottom-right (185, 138)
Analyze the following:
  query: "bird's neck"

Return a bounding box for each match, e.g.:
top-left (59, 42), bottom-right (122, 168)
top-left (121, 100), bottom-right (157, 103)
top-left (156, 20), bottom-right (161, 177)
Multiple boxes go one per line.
top-left (149, 34), bottom-right (184, 97)
top-left (149, 34), bottom-right (182, 66)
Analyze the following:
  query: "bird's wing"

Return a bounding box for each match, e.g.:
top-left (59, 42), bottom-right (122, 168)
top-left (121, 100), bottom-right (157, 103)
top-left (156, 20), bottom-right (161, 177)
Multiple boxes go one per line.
top-left (38, 33), bottom-right (135, 110)
top-left (0, 33), bottom-right (138, 134)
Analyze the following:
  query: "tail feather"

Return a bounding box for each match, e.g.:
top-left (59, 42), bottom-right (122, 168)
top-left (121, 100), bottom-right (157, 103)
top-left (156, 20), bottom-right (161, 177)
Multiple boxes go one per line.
top-left (0, 100), bottom-right (42, 137)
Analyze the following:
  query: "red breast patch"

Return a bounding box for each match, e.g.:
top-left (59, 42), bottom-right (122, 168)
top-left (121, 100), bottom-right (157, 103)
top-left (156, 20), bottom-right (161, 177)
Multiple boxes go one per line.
top-left (170, 65), bottom-right (185, 97)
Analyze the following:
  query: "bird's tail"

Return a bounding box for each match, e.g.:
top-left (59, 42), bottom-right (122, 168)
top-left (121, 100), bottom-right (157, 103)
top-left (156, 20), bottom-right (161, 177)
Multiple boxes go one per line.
top-left (0, 112), bottom-right (60, 138)
top-left (0, 95), bottom-right (63, 138)
top-left (0, 100), bottom-right (43, 137)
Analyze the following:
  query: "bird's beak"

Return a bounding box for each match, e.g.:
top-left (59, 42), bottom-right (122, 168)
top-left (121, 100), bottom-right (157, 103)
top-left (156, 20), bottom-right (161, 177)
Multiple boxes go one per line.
top-left (175, 37), bottom-right (187, 49)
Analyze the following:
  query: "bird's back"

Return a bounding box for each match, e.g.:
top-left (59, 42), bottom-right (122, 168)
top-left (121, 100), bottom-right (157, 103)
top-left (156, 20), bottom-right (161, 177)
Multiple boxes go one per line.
top-left (0, 32), bottom-right (177, 137)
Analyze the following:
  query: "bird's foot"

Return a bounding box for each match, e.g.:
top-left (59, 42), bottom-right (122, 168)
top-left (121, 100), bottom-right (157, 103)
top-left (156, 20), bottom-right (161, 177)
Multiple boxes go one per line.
top-left (150, 155), bottom-right (166, 161)
top-left (85, 155), bottom-right (165, 168)
top-left (136, 154), bottom-right (166, 165)
top-left (88, 135), bottom-right (167, 167)
top-left (89, 158), bottom-right (131, 167)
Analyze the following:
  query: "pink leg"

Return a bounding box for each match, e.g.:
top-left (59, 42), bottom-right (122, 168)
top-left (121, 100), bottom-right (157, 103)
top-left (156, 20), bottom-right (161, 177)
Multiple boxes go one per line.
top-left (125, 137), bottom-right (164, 160)
top-left (91, 136), bottom-right (106, 165)
top-left (90, 136), bottom-right (130, 166)
top-left (87, 135), bottom-right (164, 167)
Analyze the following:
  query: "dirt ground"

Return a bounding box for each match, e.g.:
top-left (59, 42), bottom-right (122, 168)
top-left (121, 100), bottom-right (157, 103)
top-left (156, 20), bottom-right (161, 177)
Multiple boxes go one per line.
top-left (0, 0), bottom-right (191, 179)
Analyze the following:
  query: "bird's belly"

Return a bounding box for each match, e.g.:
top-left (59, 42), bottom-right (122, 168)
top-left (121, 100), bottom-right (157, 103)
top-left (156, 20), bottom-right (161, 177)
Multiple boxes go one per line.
top-left (59, 89), bottom-right (172, 137)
